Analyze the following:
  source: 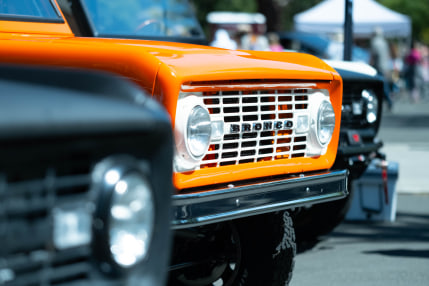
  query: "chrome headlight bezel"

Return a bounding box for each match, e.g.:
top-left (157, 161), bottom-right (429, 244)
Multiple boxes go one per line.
top-left (362, 89), bottom-right (378, 124)
top-left (174, 94), bottom-right (212, 172)
top-left (306, 91), bottom-right (336, 156)
top-left (187, 105), bottom-right (212, 158)
top-left (317, 100), bottom-right (336, 146)
top-left (92, 156), bottom-right (155, 275)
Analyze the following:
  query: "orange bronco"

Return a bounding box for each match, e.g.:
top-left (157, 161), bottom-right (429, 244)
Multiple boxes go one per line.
top-left (0, 1), bottom-right (347, 285)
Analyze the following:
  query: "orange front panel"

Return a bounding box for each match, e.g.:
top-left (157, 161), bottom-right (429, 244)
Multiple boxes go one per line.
top-left (172, 78), bottom-right (343, 190)
top-left (0, 27), bottom-right (343, 193)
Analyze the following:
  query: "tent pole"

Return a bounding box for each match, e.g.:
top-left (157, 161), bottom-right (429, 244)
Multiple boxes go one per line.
top-left (344, 0), bottom-right (353, 61)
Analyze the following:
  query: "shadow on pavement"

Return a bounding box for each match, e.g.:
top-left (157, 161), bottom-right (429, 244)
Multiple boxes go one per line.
top-left (332, 211), bottom-right (429, 242)
top-left (297, 210), bottom-right (429, 254)
top-left (363, 249), bottom-right (429, 259)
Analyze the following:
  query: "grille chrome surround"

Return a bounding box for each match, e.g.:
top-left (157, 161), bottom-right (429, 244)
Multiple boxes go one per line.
top-left (180, 87), bottom-right (325, 169)
top-left (0, 171), bottom-right (93, 285)
top-left (341, 86), bottom-right (366, 127)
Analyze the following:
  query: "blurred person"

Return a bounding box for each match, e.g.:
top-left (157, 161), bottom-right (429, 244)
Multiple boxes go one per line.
top-left (420, 44), bottom-right (429, 98)
top-left (241, 29), bottom-right (270, 51)
top-left (370, 27), bottom-right (393, 109)
top-left (404, 41), bottom-right (422, 102)
top-left (234, 24), bottom-right (252, 50)
top-left (210, 29), bottom-right (237, 50)
top-left (389, 42), bottom-right (402, 98)
top-left (268, 33), bottom-right (283, 52)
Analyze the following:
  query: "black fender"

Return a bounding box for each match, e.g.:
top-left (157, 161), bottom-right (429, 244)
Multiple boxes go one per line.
top-left (0, 65), bottom-right (172, 286)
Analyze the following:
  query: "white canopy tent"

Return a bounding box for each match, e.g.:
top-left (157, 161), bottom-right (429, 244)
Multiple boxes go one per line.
top-left (294, 0), bottom-right (411, 39)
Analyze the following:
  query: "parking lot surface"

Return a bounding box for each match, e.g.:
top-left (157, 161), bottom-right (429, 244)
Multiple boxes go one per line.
top-left (291, 194), bottom-right (429, 286)
top-left (291, 97), bottom-right (429, 286)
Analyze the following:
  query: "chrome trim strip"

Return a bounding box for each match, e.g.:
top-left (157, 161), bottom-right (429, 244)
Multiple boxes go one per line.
top-left (181, 83), bottom-right (317, 91)
top-left (171, 170), bottom-right (348, 229)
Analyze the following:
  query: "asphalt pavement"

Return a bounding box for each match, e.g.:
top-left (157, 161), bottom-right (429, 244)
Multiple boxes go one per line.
top-left (378, 92), bottom-right (429, 194)
top-left (290, 194), bottom-right (429, 286)
top-left (290, 92), bottom-right (429, 286)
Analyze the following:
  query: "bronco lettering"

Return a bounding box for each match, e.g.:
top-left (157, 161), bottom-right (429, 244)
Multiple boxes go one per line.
top-left (229, 120), bottom-right (293, 134)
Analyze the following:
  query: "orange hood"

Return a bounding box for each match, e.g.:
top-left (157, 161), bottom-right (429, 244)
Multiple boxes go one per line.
top-left (119, 40), bottom-right (336, 82)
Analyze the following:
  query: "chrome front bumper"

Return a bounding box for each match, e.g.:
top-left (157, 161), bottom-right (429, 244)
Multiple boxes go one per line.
top-left (171, 170), bottom-right (348, 229)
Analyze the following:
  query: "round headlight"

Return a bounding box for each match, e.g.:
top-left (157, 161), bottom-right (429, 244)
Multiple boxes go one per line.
top-left (317, 100), bottom-right (336, 146)
top-left (362, 89), bottom-right (378, 124)
top-left (109, 172), bottom-right (154, 268)
top-left (186, 105), bottom-right (212, 159)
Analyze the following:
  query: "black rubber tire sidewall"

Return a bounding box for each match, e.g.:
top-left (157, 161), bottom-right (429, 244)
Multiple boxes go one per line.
top-left (232, 211), bottom-right (296, 286)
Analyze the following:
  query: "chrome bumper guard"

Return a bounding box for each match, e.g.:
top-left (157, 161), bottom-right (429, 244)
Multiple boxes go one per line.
top-left (172, 170), bottom-right (348, 229)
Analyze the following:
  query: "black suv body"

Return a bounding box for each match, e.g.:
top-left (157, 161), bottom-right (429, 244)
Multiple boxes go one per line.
top-left (0, 66), bottom-right (173, 286)
top-left (334, 65), bottom-right (384, 178)
top-left (293, 62), bottom-right (384, 240)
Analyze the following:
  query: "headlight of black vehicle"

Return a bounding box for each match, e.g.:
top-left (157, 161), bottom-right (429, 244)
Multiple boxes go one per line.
top-left (92, 156), bottom-right (155, 275)
top-left (362, 89), bottom-right (378, 124)
top-left (0, 65), bottom-right (172, 286)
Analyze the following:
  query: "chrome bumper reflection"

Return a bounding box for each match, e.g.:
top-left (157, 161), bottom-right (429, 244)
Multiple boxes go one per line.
top-left (171, 170), bottom-right (348, 229)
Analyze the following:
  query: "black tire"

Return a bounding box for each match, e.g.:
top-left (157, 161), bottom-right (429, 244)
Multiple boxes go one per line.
top-left (169, 211), bottom-right (296, 286)
top-left (234, 211), bottom-right (296, 286)
top-left (169, 212), bottom-right (296, 286)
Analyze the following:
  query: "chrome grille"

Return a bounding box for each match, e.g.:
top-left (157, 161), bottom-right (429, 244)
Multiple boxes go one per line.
top-left (200, 88), bottom-right (311, 168)
top-left (0, 171), bottom-right (92, 286)
top-left (341, 84), bottom-right (365, 127)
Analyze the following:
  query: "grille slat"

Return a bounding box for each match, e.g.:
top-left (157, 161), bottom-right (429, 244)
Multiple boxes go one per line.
top-left (341, 86), bottom-right (368, 127)
top-left (199, 87), bottom-right (312, 168)
top-left (0, 171), bottom-right (92, 285)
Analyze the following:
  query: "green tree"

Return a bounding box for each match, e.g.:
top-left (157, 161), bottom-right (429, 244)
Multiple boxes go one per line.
top-left (256, 0), bottom-right (322, 32)
top-left (378, 0), bottom-right (429, 44)
top-left (280, 0), bottom-right (323, 31)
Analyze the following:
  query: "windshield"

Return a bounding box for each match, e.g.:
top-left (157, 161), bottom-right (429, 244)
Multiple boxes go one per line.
top-left (80, 0), bottom-right (204, 39)
top-left (0, 0), bottom-right (61, 21)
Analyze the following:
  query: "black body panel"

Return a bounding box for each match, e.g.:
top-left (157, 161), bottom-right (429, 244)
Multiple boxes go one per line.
top-left (0, 65), bottom-right (173, 286)
top-left (334, 67), bottom-right (384, 178)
